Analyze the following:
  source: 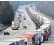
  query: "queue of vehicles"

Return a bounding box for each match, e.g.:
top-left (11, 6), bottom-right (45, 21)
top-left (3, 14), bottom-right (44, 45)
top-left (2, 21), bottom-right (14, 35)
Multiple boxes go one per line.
top-left (9, 4), bottom-right (51, 45)
top-left (12, 9), bottom-right (22, 30)
top-left (26, 4), bottom-right (51, 42)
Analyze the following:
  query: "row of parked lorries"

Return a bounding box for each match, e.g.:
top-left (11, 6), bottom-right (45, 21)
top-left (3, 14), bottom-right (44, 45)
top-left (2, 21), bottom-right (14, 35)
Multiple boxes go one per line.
top-left (10, 4), bottom-right (51, 45)
top-left (26, 4), bottom-right (51, 42)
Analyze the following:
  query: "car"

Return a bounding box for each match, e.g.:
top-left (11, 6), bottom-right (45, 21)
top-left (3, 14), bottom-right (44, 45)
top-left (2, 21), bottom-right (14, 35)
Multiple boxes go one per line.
top-left (4, 32), bottom-right (10, 35)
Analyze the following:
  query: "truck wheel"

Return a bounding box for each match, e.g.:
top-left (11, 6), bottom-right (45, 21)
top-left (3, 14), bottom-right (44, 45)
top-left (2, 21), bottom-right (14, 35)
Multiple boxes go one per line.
top-left (46, 37), bottom-right (48, 41)
top-left (39, 42), bottom-right (41, 45)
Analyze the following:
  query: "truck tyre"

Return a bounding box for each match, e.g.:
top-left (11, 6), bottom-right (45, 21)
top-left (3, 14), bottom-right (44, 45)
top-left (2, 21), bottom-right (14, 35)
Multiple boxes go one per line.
top-left (39, 43), bottom-right (41, 45)
top-left (46, 37), bottom-right (48, 41)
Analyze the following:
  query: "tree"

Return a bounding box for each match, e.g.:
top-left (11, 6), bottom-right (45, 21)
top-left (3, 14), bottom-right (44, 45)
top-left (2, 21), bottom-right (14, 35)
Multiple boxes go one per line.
top-left (0, 1), bottom-right (14, 25)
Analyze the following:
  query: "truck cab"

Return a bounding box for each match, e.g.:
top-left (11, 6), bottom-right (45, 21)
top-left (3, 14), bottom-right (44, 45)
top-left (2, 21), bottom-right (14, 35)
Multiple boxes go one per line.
top-left (24, 31), bottom-right (41, 45)
top-left (24, 29), bottom-right (44, 43)
top-left (40, 24), bottom-right (50, 41)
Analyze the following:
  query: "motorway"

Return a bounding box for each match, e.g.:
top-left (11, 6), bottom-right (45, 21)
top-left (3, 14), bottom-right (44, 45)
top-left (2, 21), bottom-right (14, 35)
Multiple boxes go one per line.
top-left (0, 16), bottom-right (54, 45)
top-left (0, 8), bottom-right (36, 41)
top-left (0, 6), bottom-right (54, 45)
top-left (18, 8), bottom-right (36, 30)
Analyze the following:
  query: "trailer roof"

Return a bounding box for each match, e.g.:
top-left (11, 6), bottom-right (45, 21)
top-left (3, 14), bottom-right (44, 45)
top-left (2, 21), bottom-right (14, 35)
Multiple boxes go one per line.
top-left (4, 38), bottom-right (24, 42)
top-left (40, 24), bottom-right (49, 29)
top-left (24, 32), bottom-right (35, 38)
top-left (0, 42), bottom-right (13, 45)
top-left (16, 34), bottom-right (31, 38)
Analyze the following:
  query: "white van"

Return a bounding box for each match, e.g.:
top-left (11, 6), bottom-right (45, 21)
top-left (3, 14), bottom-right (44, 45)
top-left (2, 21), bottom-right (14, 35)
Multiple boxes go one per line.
top-left (12, 21), bottom-right (20, 30)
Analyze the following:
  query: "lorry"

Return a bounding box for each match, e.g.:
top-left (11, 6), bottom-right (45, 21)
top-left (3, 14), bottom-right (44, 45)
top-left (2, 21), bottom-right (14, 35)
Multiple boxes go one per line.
top-left (16, 31), bottom-right (41, 45)
top-left (40, 24), bottom-right (51, 41)
top-left (16, 34), bottom-right (33, 45)
top-left (24, 32), bottom-right (41, 45)
top-left (24, 29), bottom-right (44, 43)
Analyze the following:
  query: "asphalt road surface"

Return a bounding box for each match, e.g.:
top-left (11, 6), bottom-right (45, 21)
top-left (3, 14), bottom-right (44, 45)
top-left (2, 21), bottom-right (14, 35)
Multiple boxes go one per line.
top-left (0, 16), bottom-right (54, 45)
top-left (0, 8), bottom-right (36, 41)
top-left (18, 8), bottom-right (36, 30)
